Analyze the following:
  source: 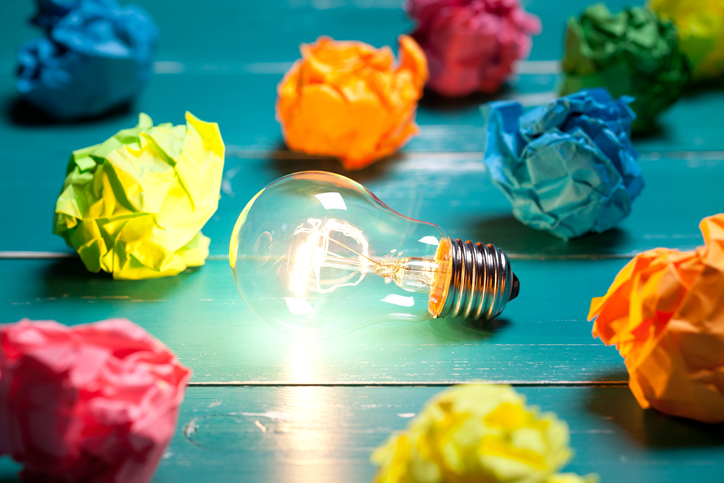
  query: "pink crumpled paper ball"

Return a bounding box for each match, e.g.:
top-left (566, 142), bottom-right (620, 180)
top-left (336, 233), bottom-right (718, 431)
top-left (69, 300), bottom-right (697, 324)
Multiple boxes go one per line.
top-left (0, 318), bottom-right (191, 483)
top-left (408, 0), bottom-right (541, 97)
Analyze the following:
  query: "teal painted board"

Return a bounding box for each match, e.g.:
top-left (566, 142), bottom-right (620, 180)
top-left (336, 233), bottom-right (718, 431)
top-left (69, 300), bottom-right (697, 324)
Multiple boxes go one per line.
top-left (161, 386), bottom-right (724, 483)
top-left (154, 385), bottom-right (724, 483)
top-left (12, 0), bottom-right (723, 159)
top-left (0, 69), bottom-right (560, 159)
top-left (410, 86), bottom-right (724, 154)
top-left (1, 385), bottom-right (721, 482)
top-left (180, 155), bottom-right (724, 258)
top-left (0, 257), bottom-right (629, 383)
top-left (0, 2), bottom-right (35, 63)
top-left (0, 0), bottom-right (644, 64)
top-left (4, 67), bottom-right (724, 156)
top-left (2, 0), bottom-right (717, 157)
top-left (0, 153), bottom-right (719, 258)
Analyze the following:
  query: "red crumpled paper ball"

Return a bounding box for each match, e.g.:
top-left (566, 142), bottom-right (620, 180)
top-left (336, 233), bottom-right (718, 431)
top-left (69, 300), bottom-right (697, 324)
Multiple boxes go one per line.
top-left (408, 0), bottom-right (541, 97)
top-left (0, 318), bottom-right (191, 482)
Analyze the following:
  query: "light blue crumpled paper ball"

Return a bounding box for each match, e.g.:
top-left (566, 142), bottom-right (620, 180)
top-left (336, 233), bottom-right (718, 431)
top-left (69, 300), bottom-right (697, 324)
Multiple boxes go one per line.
top-left (17, 0), bottom-right (158, 121)
top-left (482, 88), bottom-right (644, 240)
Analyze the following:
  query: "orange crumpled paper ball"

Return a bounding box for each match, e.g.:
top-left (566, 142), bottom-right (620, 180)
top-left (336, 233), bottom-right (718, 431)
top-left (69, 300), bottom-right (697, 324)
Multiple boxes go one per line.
top-left (589, 214), bottom-right (724, 423)
top-left (276, 35), bottom-right (428, 170)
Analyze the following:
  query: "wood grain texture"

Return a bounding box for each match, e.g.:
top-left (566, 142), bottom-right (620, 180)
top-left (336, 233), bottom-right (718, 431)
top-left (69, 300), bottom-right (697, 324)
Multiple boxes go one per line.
top-left (2, 66), bottom-right (724, 158)
top-left (0, 0), bottom-right (645, 64)
top-left (0, 152), bottom-right (719, 257)
top-left (0, 1), bottom-right (722, 482)
top-left (1, 0), bottom-right (718, 161)
top-left (2, 385), bottom-right (723, 483)
top-left (1, 257), bottom-right (631, 384)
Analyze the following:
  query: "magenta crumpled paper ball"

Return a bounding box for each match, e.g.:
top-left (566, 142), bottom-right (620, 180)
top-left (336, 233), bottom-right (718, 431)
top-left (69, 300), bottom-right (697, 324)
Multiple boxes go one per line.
top-left (408, 0), bottom-right (541, 97)
top-left (0, 318), bottom-right (191, 483)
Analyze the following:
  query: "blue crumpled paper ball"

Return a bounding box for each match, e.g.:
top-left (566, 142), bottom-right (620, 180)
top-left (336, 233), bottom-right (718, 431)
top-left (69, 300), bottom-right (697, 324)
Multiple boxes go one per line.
top-left (31, 0), bottom-right (88, 31)
top-left (482, 88), bottom-right (644, 240)
top-left (17, 0), bottom-right (158, 121)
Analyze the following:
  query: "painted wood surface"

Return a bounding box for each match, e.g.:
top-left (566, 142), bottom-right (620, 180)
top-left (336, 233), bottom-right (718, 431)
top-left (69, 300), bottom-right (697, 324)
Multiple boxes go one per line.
top-left (2, 0), bottom-right (723, 162)
top-left (1, 257), bottom-right (630, 384)
top-left (0, 0), bottom-right (723, 481)
top-left (0, 153), bottom-right (718, 257)
top-left (2, 61), bottom-right (724, 158)
top-left (2, 386), bottom-right (723, 483)
top-left (0, 0), bottom-right (644, 64)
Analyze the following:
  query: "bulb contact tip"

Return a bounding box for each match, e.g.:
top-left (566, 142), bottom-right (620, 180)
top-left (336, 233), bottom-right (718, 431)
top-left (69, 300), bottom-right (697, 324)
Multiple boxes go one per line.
top-left (509, 274), bottom-right (520, 301)
top-left (438, 239), bottom-right (517, 321)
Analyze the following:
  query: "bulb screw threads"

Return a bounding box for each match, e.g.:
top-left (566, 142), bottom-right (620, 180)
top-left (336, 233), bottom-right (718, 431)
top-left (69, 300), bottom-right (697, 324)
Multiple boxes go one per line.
top-left (439, 239), bottom-right (519, 321)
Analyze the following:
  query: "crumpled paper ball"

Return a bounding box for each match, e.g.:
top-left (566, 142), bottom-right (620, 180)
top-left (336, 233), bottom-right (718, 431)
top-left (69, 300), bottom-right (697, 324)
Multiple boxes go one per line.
top-left (31, 0), bottom-right (85, 31)
top-left (482, 88), bottom-right (644, 240)
top-left (276, 35), bottom-right (428, 170)
top-left (0, 318), bottom-right (191, 482)
top-left (589, 214), bottom-right (724, 424)
top-left (559, 3), bottom-right (690, 131)
top-left (407, 0), bottom-right (541, 97)
top-left (371, 384), bottom-right (598, 483)
top-left (17, 0), bottom-right (158, 121)
top-left (650, 0), bottom-right (724, 82)
top-left (53, 112), bottom-right (225, 280)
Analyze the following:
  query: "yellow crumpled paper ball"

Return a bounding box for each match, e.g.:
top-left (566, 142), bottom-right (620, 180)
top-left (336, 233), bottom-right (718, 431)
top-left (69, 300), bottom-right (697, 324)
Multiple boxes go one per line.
top-left (54, 112), bottom-right (225, 280)
top-left (371, 384), bottom-right (598, 483)
top-left (276, 35), bottom-right (428, 170)
top-left (650, 0), bottom-right (724, 81)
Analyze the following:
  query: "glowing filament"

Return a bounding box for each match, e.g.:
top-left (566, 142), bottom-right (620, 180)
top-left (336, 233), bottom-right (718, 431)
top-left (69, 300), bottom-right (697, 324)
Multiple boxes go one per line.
top-left (288, 218), bottom-right (371, 297)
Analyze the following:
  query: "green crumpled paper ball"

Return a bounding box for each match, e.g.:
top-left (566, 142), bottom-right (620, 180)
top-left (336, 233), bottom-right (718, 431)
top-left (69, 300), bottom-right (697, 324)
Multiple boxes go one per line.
top-left (559, 4), bottom-right (690, 131)
top-left (53, 112), bottom-right (225, 280)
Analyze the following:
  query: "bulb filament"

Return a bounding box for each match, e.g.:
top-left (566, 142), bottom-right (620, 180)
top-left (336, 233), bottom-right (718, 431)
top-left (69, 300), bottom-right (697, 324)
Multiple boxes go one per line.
top-left (288, 218), bottom-right (449, 298)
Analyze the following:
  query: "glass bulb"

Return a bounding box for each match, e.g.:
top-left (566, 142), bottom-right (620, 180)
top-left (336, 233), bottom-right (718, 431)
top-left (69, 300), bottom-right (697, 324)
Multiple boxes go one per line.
top-left (230, 171), bottom-right (519, 338)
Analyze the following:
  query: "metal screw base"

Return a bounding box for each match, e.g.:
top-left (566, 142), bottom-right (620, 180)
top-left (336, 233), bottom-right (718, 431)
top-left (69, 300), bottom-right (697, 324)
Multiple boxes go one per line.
top-left (439, 239), bottom-right (519, 321)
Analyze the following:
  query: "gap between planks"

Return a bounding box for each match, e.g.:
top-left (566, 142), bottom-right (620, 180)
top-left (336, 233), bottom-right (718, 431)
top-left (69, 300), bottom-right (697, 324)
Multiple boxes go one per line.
top-left (222, 149), bottom-right (724, 161)
top-left (0, 252), bottom-right (636, 261)
top-left (186, 380), bottom-right (628, 388)
top-left (151, 60), bottom-right (561, 75)
top-left (3, 146), bottom-right (723, 162)
top-left (0, 59), bottom-right (563, 75)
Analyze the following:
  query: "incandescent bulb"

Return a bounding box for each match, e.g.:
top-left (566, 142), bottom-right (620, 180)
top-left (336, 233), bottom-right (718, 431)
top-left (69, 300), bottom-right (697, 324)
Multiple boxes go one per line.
top-left (230, 171), bottom-right (519, 338)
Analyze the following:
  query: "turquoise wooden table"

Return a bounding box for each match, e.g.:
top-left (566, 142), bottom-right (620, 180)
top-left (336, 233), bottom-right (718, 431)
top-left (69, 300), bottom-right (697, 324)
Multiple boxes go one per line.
top-left (1, 0), bottom-right (724, 481)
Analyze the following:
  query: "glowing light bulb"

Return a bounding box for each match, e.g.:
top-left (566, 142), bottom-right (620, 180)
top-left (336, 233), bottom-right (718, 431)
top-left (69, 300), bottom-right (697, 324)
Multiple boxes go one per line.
top-left (230, 171), bottom-right (519, 338)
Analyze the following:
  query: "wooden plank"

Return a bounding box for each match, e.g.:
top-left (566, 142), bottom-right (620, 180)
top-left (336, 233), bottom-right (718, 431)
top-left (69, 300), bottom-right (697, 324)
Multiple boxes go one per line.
top-left (0, 70), bottom-right (560, 157)
top-left (0, 153), bottom-right (718, 257)
top-left (2, 385), bottom-right (722, 482)
top-left (0, 0), bottom-right (645, 65)
top-left (8, 1), bottom-right (719, 158)
top-left (4, 66), bottom-right (724, 156)
top-left (0, 257), bottom-right (631, 384)
top-left (412, 87), bottom-right (724, 154)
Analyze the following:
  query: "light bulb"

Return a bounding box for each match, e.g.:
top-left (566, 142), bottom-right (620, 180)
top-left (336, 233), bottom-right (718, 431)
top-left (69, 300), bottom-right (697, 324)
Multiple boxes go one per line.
top-left (230, 171), bottom-right (519, 338)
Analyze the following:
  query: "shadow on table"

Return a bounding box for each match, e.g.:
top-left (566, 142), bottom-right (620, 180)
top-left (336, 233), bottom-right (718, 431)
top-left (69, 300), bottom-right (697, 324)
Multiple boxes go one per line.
top-left (5, 97), bottom-right (132, 127)
top-left (468, 214), bottom-right (629, 257)
top-left (428, 316), bottom-right (510, 342)
top-left (631, 122), bottom-right (666, 140)
top-left (682, 79), bottom-right (724, 98)
top-left (40, 257), bottom-right (203, 301)
top-left (418, 87), bottom-right (507, 112)
top-left (586, 379), bottom-right (724, 449)
top-left (267, 142), bottom-right (399, 185)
